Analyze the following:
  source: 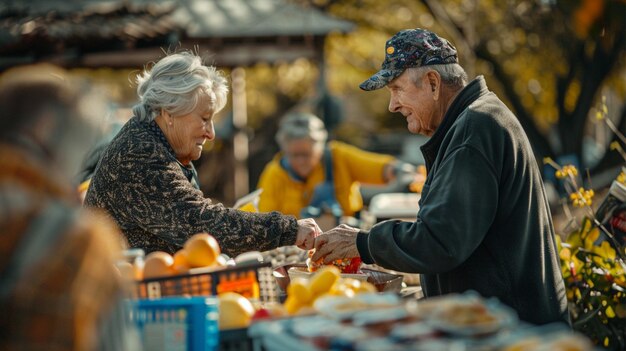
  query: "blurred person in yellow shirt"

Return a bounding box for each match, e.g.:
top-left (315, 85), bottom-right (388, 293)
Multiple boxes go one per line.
top-left (257, 112), bottom-right (417, 226)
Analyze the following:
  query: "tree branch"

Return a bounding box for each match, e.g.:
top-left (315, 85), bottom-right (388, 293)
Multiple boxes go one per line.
top-left (420, 0), bottom-right (478, 78)
top-left (591, 103), bottom-right (626, 174)
top-left (475, 43), bottom-right (553, 159)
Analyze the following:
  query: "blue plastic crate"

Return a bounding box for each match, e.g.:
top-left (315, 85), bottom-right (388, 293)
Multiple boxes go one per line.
top-left (128, 296), bottom-right (220, 351)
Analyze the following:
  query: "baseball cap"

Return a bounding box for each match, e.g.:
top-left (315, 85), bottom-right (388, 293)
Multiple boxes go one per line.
top-left (360, 28), bottom-right (458, 91)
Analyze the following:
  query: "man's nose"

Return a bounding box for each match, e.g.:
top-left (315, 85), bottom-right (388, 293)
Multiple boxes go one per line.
top-left (388, 96), bottom-right (400, 113)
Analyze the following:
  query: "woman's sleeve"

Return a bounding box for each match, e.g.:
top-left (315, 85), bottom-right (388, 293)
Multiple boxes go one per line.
top-left (121, 157), bottom-right (298, 257)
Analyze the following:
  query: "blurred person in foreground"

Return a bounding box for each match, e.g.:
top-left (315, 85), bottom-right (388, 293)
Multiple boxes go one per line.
top-left (84, 51), bottom-right (321, 255)
top-left (312, 28), bottom-right (569, 325)
top-left (0, 64), bottom-right (136, 350)
top-left (257, 111), bottom-right (421, 224)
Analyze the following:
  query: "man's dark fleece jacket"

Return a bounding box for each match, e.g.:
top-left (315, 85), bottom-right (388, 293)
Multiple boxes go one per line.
top-left (357, 76), bottom-right (569, 325)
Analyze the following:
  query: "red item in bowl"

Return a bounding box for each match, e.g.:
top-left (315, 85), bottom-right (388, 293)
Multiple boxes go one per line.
top-left (306, 250), bottom-right (362, 274)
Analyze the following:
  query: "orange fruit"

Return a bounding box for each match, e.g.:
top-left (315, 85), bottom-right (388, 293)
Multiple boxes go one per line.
top-left (133, 259), bottom-right (144, 280)
top-left (184, 233), bottom-right (221, 268)
top-left (173, 249), bottom-right (190, 273)
top-left (142, 251), bottom-right (175, 279)
top-left (218, 292), bottom-right (255, 330)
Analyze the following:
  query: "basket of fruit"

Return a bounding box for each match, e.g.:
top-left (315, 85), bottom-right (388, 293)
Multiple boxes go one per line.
top-left (118, 233), bottom-right (279, 303)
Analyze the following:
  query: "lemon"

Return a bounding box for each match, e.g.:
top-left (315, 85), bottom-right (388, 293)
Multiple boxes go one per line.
top-left (328, 281), bottom-right (356, 297)
top-left (287, 278), bottom-right (312, 304)
top-left (218, 292), bottom-right (255, 330)
top-left (284, 295), bottom-right (303, 315)
top-left (356, 281), bottom-right (378, 294)
top-left (309, 266), bottom-right (340, 295)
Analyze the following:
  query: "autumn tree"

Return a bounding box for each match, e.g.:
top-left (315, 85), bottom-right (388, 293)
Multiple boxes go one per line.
top-left (301, 0), bottom-right (626, 183)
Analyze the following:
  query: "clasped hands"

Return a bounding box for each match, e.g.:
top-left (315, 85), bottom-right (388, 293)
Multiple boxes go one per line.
top-left (296, 220), bottom-right (360, 263)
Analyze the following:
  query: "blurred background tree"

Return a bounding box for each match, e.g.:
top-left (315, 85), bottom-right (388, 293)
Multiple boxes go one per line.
top-left (289, 0), bottom-right (625, 187)
top-left (13, 0), bottom-right (622, 203)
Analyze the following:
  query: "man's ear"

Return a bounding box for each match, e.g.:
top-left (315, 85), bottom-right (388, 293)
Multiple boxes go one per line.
top-left (426, 71), bottom-right (441, 99)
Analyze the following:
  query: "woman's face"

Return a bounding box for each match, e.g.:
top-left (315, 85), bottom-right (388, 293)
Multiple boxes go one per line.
top-left (284, 139), bottom-right (323, 179)
top-left (163, 95), bottom-right (215, 165)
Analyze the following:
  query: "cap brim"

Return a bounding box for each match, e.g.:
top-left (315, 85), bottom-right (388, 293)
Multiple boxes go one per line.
top-left (359, 69), bottom-right (403, 91)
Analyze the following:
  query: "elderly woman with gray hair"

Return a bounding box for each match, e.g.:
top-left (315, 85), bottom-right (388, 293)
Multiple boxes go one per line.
top-left (85, 51), bottom-right (320, 256)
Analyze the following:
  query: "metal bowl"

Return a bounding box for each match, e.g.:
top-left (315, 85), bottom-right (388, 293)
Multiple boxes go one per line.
top-left (273, 263), bottom-right (403, 294)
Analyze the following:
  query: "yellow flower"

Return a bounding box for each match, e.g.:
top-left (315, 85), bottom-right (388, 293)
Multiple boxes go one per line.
top-left (596, 111), bottom-right (605, 120)
top-left (570, 256), bottom-right (584, 279)
top-left (560, 247), bottom-right (572, 261)
top-left (569, 187), bottom-right (594, 208)
top-left (567, 229), bottom-right (583, 250)
top-left (584, 228), bottom-right (601, 251)
top-left (618, 172), bottom-right (625, 185)
top-left (592, 241), bottom-right (616, 262)
top-left (605, 305), bottom-right (615, 318)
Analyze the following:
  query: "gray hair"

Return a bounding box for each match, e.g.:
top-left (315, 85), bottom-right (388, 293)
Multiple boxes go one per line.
top-left (275, 112), bottom-right (328, 150)
top-left (408, 63), bottom-right (468, 90)
top-left (133, 51), bottom-right (229, 122)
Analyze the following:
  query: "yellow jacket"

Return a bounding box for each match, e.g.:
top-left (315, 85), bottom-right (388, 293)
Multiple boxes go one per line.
top-left (257, 141), bottom-right (394, 217)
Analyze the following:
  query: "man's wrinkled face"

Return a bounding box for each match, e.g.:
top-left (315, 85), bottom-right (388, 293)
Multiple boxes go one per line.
top-left (387, 70), bottom-right (438, 136)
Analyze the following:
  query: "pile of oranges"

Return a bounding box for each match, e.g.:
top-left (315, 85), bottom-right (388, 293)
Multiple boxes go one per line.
top-left (117, 232), bottom-right (223, 280)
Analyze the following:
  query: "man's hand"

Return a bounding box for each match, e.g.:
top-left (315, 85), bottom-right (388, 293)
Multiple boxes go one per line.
top-left (312, 224), bottom-right (360, 264)
top-left (295, 218), bottom-right (322, 250)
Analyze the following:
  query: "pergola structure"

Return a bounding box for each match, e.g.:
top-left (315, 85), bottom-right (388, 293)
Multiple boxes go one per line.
top-left (1, 0), bottom-right (354, 202)
top-left (0, 0), bottom-right (353, 69)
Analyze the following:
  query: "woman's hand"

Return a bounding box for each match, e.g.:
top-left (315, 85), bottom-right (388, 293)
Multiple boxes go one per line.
top-left (312, 224), bottom-right (360, 264)
top-left (295, 218), bottom-right (322, 250)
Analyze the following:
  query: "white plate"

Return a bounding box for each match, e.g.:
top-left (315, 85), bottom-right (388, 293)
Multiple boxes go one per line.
top-left (426, 296), bottom-right (517, 336)
top-left (313, 293), bottom-right (401, 320)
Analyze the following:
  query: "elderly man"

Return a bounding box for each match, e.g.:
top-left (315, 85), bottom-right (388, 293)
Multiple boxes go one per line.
top-left (313, 28), bottom-right (569, 325)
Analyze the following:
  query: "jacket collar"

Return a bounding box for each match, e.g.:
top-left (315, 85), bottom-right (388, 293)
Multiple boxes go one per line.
top-left (420, 75), bottom-right (489, 170)
top-left (140, 118), bottom-right (200, 189)
top-left (142, 118), bottom-right (177, 158)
